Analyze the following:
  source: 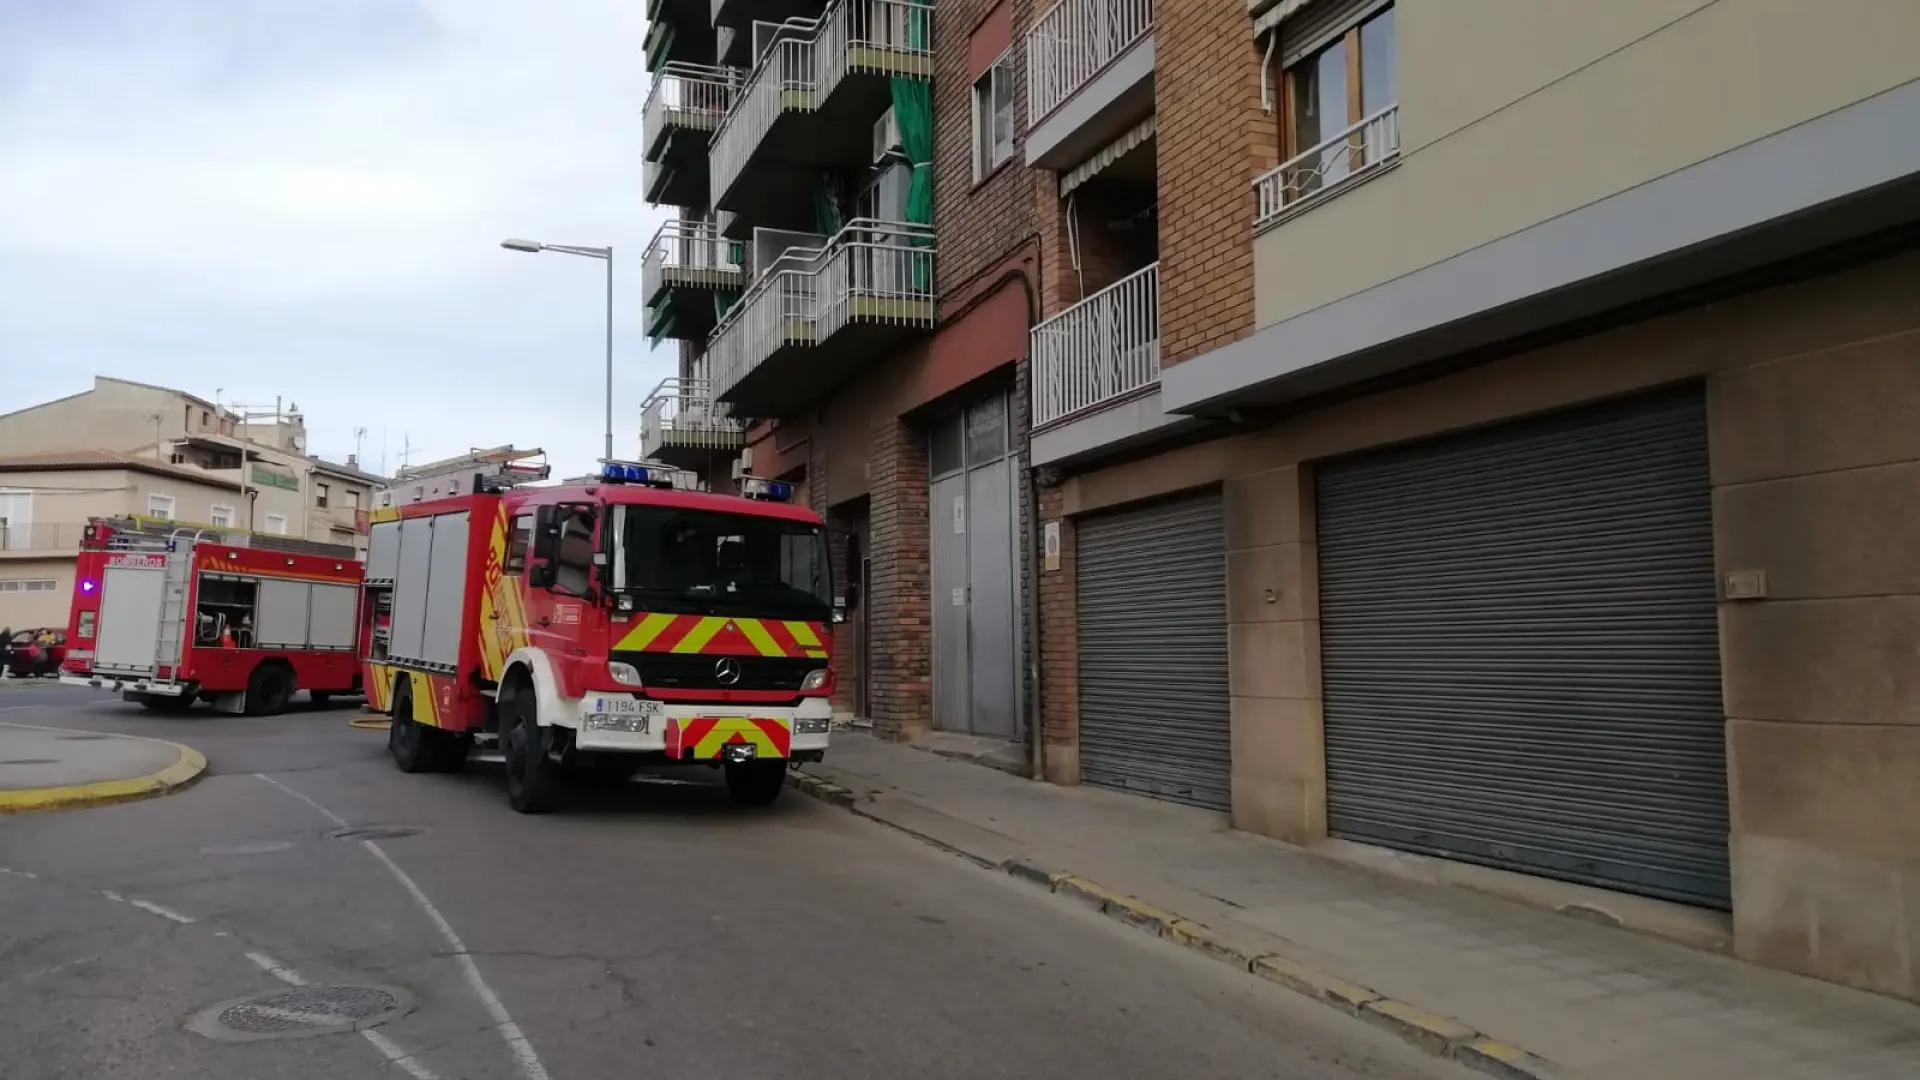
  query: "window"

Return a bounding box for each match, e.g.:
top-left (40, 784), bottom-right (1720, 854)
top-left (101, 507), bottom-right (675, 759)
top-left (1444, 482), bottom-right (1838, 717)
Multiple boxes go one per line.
top-left (315, 481), bottom-right (331, 509)
top-left (346, 490), bottom-right (361, 511)
top-left (609, 503), bottom-right (832, 621)
top-left (550, 506), bottom-right (597, 596)
top-left (210, 505), bottom-right (236, 528)
top-left (506, 514), bottom-right (534, 575)
top-left (971, 51), bottom-right (1015, 181)
top-left (0, 488), bottom-right (29, 550)
top-left (148, 493), bottom-right (176, 520)
top-left (264, 513), bottom-right (289, 535)
top-left (1268, 3), bottom-right (1397, 215)
top-left (0, 579), bottom-right (58, 593)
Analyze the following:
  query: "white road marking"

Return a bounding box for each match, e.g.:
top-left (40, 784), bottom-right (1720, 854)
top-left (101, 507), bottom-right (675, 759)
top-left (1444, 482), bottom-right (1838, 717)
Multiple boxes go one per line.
top-left (247, 950), bottom-right (443, 1080)
top-left (129, 899), bottom-right (195, 924)
top-left (254, 773), bottom-right (550, 1080)
top-left (0, 867), bottom-right (40, 879)
top-left (100, 889), bottom-right (125, 901)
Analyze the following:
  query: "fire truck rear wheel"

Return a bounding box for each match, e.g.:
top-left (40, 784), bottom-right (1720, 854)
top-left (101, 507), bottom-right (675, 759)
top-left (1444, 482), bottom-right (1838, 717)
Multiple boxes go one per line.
top-left (724, 760), bottom-right (788, 807)
top-left (503, 687), bottom-right (559, 814)
top-left (244, 664), bottom-right (295, 717)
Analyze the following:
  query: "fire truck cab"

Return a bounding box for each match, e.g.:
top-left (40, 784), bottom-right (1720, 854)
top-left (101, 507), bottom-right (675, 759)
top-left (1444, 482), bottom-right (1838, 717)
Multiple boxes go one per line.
top-left (60, 517), bottom-right (365, 713)
top-left (362, 448), bottom-right (837, 813)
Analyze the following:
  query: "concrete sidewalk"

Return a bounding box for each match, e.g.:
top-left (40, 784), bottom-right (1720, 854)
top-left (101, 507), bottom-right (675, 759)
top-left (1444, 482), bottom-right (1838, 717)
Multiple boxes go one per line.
top-left (0, 722), bottom-right (205, 811)
top-left (794, 734), bottom-right (1920, 1080)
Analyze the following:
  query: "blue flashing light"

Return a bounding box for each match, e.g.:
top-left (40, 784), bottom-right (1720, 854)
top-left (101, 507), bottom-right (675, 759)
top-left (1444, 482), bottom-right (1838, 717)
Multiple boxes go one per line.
top-left (767, 481), bottom-right (793, 501)
top-left (80, 579), bottom-right (97, 594)
top-left (601, 461), bottom-right (624, 482)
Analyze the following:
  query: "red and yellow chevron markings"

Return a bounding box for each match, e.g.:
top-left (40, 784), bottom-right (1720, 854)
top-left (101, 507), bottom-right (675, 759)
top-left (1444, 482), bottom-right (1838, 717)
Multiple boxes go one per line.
top-left (665, 717), bottom-right (792, 760)
top-left (614, 613), bottom-right (828, 659)
top-left (477, 504), bottom-right (530, 681)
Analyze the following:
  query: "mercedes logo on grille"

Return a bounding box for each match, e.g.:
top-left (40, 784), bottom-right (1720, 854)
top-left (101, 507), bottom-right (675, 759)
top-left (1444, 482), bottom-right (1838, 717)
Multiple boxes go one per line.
top-left (714, 657), bottom-right (743, 685)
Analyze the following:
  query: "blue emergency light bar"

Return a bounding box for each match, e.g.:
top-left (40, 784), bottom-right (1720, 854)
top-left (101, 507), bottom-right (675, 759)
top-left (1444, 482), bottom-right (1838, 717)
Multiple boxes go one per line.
top-left (738, 476), bottom-right (794, 502)
top-left (598, 460), bottom-right (679, 487)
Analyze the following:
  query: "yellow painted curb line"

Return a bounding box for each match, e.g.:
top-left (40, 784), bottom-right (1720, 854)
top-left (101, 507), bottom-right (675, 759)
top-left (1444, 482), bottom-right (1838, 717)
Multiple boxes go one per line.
top-left (0, 733), bottom-right (207, 815)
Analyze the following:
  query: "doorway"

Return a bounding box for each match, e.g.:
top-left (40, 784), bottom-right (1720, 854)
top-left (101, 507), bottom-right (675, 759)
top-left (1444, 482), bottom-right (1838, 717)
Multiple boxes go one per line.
top-left (928, 391), bottom-right (1020, 740)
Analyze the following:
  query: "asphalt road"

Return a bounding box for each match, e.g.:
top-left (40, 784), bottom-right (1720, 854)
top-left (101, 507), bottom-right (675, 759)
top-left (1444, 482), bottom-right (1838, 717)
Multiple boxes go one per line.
top-left (0, 687), bottom-right (1472, 1080)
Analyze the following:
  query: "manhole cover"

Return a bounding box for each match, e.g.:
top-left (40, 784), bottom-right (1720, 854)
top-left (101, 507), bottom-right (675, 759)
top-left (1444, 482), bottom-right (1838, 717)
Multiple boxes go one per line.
top-left (189, 984), bottom-right (413, 1043)
top-left (200, 840), bottom-right (296, 855)
top-left (0, 758), bottom-right (58, 766)
top-left (329, 825), bottom-right (424, 841)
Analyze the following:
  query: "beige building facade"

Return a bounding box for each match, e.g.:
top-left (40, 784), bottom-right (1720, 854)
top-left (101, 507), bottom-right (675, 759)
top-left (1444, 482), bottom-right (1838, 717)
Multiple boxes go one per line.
top-left (1025, 0), bottom-right (1920, 1002)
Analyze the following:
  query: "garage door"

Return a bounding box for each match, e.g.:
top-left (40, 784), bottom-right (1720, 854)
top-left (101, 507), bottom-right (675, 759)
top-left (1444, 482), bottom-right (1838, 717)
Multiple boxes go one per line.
top-left (1316, 390), bottom-right (1730, 908)
top-left (1076, 490), bottom-right (1230, 809)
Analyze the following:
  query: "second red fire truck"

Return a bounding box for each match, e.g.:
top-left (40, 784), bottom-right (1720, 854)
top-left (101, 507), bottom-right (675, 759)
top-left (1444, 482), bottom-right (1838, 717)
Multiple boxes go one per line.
top-left (60, 517), bottom-right (365, 713)
top-left (361, 448), bottom-right (838, 812)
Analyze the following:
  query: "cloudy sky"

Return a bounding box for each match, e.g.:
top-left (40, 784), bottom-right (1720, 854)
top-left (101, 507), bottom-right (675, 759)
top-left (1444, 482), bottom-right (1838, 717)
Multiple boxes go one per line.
top-left (0, 0), bottom-right (673, 477)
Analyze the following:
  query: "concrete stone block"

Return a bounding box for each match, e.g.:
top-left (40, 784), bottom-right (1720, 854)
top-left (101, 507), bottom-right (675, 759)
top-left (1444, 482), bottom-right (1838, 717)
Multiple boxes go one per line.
top-left (1230, 699), bottom-right (1328, 845)
top-left (1228, 620), bottom-right (1321, 700)
top-left (1727, 719), bottom-right (1920, 858)
top-left (1713, 462), bottom-right (1920, 600)
top-left (1224, 465), bottom-right (1308, 549)
top-left (1709, 327), bottom-right (1920, 486)
top-left (1732, 833), bottom-right (1918, 1001)
top-left (1720, 596), bottom-right (1920, 725)
top-left (1226, 542), bottom-right (1316, 623)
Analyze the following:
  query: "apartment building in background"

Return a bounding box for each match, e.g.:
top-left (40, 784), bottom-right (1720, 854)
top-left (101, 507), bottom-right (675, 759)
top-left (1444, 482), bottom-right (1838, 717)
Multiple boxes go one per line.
top-left (0, 377), bottom-right (380, 627)
top-left (638, 0), bottom-right (1920, 1001)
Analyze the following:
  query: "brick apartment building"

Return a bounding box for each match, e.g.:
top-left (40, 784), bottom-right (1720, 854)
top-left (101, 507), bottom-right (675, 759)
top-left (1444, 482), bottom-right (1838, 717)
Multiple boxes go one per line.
top-left (637, 0), bottom-right (1920, 1001)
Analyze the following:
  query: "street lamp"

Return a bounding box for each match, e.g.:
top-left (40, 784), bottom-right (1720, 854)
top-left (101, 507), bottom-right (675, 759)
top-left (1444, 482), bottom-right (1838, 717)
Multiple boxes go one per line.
top-left (500, 238), bottom-right (615, 463)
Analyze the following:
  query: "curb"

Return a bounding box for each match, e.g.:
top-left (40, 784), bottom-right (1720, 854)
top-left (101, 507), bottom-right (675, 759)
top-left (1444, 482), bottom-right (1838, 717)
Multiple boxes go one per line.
top-left (0, 735), bottom-right (208, 814)
top-left (789, 770), bottom-right (1563, 1080)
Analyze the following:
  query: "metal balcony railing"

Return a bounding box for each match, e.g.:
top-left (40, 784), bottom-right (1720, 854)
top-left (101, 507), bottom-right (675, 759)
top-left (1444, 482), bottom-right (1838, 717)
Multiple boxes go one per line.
top-left (1253, 103), bottom-right (1399, 231)
top-left (709, 0), bottom-right (934, 208)
top-left (643, 219), bottom-right (744, 303)
top-left (1026, 0), bottom-right (1153, 125)
top-left (644, 61), bottom-right (739, 159)
top-left (706, 218), bottom-right (936, 401)
top-left (1031, 261), bottom-right (1159, 428)
top-left (641, 377), bottom-right (745, 457)
top-left (0, 522), bottom-right (88, 554)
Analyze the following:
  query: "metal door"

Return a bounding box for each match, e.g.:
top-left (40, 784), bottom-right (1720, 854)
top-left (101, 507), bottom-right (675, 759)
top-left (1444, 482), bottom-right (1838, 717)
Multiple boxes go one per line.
top-left (1076, 489), bottom-right (1230, 808)
top-left (929, 391), bottom-right (1020, 738)
top-left (1315, 389), bottom-right (1729, 908)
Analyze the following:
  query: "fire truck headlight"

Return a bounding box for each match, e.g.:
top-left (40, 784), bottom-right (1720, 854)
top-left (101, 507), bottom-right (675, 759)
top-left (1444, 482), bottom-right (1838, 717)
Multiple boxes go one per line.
top-left (800, 668), bottom-right (829, 692)
top-left (608, 661), bottom-right (643, 687)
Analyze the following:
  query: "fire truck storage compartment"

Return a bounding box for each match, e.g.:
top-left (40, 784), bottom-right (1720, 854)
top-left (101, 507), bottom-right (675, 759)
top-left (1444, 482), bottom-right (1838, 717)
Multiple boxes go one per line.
top-left (252, 578), bottom-right (360, 651)
top-left (94, 563), bottom-right (168, 673)
top-left (366, 519), bottom-right (401, 583)
top-left (387, 510), bottom-right (470, 669)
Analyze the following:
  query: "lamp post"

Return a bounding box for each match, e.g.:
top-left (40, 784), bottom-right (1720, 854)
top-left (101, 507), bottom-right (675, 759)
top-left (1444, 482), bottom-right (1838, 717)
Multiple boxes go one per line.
top-left (500, 238), bottom-right (615, 463)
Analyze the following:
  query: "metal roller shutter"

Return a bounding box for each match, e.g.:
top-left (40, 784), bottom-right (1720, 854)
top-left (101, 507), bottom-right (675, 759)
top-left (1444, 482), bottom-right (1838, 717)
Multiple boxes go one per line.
top-left (1316, 389), bottom-right (1730, 908)
top-left (1076, 490), bottom-right (1230, 809)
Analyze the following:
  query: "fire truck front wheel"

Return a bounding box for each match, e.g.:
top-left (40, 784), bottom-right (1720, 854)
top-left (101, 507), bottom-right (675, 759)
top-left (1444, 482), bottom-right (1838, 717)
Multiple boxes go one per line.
top-left (502, 686), bottom-right (560, 815)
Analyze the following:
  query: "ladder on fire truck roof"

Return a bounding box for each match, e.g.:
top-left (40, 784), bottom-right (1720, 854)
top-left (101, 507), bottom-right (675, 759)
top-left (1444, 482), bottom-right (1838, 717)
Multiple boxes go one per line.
top-left (93, 516), bottom-right (358, 561)
top-left (377, 445), bottom-right (552, 507)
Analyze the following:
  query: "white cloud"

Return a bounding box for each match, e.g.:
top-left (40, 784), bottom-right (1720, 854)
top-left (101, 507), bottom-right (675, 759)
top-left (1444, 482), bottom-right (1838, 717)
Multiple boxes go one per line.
top-left (0, 0), bottom-right (676, 475)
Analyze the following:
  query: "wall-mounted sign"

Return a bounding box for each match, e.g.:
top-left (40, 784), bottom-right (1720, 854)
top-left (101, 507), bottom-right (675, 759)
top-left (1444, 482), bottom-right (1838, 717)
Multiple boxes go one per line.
top-left (1043, 521), bottom-right (1061, 572)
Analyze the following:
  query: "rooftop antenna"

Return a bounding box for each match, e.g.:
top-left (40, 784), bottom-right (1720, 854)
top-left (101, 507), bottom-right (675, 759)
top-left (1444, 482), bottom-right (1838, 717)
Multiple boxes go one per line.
top-left (352, 426), bottom-right (368, 464)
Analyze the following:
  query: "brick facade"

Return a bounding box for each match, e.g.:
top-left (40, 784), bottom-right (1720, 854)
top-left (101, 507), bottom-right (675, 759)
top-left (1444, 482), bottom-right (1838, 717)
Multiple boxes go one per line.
top-left (864, 417), bottom-right (932, 739)
top-left (1154, 0), bottom-right (1277, 365)
top-left (1035, 481), bottom-right (1078, 783)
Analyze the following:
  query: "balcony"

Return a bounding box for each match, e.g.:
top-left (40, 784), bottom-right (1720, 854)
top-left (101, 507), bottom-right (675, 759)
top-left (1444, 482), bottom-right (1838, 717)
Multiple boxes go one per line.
top-left (640, 377), bottom-right (747, 466)
top-left (1024, 0), bottom-right (1155, 170)
top-left (1253, 103), bottom-right (1400, 232)
top-left (644, 220), bottom-right (747, 344)
top-left (709, 0), bottom-right (933, 232)
top-left (644, 62), bottom-right (740, 209)
top-left (712, 0), bottom-right (817, 35)
top-left (0, 522), bottom-right (86, 557)
top-left (644, 2), bottom-right (718, 74)
top-left (707, 219), bottom-right (935, 417)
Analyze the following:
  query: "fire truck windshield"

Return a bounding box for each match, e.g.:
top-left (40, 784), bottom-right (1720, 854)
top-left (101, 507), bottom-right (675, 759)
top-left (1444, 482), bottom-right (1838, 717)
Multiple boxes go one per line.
top-left (608, 503), bottom-right (832, 620)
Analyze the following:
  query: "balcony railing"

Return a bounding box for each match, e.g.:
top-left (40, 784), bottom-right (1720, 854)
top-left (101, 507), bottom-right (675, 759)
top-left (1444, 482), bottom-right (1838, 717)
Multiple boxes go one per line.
top-left (706, 218), bottom-right (936, 402)
top-left (644, 62), bottom-right (739, 159)
top-left (643, 220), bottom-right (745, 304)
top-left (1026, 0), bottom-right (1153, 125)
top-left (1031, 261), bottom-right (1159, 428)
top-left (1253, 103), bottom-right (1399, 231)
top-left (0, 522), bottom-right (88, 554)
top-left (709, 0), bottom-right (934, 209)
top-left (641, 378), bottom-right (746, 458)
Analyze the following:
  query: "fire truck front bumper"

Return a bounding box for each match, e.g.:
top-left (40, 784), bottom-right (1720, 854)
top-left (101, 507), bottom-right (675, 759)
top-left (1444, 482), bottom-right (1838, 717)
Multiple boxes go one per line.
top-left (572, 694), bottom-right (832, 759)
top-left (61, 673), bottom-right (192, 696)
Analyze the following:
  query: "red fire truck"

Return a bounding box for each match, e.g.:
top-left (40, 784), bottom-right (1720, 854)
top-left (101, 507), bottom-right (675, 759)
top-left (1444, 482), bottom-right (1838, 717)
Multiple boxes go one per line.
top-left (60, 517), bottom-right (365, 714)
top-left (362, 448), bottom-right (837, 813)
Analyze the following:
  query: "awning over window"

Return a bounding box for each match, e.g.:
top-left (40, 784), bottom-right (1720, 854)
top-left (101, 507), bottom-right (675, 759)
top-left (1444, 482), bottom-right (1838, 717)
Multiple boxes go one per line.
top-left (1058, 114), bottom-right (1157, 198)
top-left (1251, 0), bottom-right (1313, 37)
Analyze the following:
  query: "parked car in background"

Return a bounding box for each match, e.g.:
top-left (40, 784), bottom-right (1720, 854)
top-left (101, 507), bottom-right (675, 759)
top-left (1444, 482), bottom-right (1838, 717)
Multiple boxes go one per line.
top-left (1, 628), bottom-right (66, 678)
